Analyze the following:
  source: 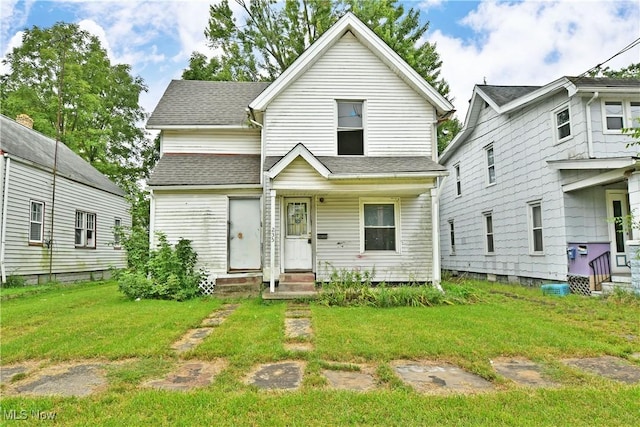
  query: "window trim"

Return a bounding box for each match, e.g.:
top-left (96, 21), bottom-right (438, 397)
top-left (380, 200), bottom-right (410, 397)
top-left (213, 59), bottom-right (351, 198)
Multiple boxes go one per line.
top-left (601, 99), bottom-right (640, 133)
top-left (113, 217), bottom-right (122, 250)
top-left (454, 163), bottom-right (461, 196)
top-left (483, 211), bottom-right (494, 255)
top-left (336, 99), bottom-right (365, 156)
top-left (75, 210), bottom-right (97, 249)
top-left (528, 201), bottom-right (544, 255)
top-left (485, 144), bottom-right (496, 186)
top-left (448, 219), bottom-right (455, 255)
top-left (553, 103), bottom-right (572, 144)
top-left (29, 200), bottom-right (45, 245)
top-left (359, 197), bottom-right (400, 253)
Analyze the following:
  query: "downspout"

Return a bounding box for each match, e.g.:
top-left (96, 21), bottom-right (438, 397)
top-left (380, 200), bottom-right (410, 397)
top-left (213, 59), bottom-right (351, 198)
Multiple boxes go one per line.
top-left (1, 154), bottom-right (11, 283)
top-left (585, 92), bottom-right (599, 159)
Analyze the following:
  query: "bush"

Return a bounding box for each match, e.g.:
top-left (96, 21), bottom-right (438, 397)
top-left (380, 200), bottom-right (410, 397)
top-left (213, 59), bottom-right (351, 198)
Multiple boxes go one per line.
top-left (2, 275), bottom-right (27, 288)
top-left (117, 232), bottom-right (206, 301)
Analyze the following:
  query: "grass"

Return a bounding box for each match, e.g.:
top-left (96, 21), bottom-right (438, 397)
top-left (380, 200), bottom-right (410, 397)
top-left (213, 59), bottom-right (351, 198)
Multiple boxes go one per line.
top-left (1, 280), bottom-right (639, 426)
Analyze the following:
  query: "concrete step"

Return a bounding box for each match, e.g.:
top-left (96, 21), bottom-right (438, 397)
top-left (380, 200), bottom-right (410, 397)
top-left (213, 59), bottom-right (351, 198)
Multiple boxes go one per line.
top-left (262, 290), bottom-right (318, 300)
top-left (601, 281), bottom-right (635, 294)
top-left (279, 273), bottom-right (315, 283)
top-left (277, 282), bottom-right (316, 292)
top-left (610, 274), bottom-right (631, 284)
top-left (214, 275), bottom-right (262, 297)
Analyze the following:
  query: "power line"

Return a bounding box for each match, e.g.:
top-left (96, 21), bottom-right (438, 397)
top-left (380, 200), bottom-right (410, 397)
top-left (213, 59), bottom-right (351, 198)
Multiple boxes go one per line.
top-left (578, 37), bottom-right (640, 78)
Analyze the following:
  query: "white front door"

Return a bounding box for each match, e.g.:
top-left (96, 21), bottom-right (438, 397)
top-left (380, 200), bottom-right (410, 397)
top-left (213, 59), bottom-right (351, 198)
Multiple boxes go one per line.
top-left (606, 190), bottom-right (631, 273)
top-left (228, 198), bottom-right (261, 271)
top-left (283, 198), bottom-right (312, 271)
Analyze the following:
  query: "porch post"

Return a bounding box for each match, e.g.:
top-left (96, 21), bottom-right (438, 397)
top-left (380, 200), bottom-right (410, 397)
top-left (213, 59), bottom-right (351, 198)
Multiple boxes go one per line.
top-left (270, 189), bottom-right (276, 293)
top-left (628, 171), bottom-right (640, 240)
top-left (430, 188), bottom-right (444, 292)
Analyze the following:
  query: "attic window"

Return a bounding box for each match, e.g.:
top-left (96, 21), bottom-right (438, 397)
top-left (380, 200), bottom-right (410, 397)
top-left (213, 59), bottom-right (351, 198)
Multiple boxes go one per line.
top-left (337, 101), bottom-right (364, 155)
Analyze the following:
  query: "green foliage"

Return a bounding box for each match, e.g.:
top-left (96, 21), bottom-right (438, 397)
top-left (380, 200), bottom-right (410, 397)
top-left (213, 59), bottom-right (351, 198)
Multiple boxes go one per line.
top-left (117, 233), bottom-right (206, 301)
top-left (2, 275), bottom-right (27, 288)
top-left (317, 267), bottom-right (479, 307)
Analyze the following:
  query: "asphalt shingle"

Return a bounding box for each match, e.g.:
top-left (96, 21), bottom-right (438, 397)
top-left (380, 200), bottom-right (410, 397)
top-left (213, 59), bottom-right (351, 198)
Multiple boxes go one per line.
top-left (148, 153), bottom-right (261, 186)
top-left (264, 155), bottom-right (446, 175)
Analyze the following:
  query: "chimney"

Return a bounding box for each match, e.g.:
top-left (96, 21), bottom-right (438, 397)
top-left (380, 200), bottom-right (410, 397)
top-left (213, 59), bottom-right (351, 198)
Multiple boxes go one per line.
top-left (16, 114), bottom-right (34, 129)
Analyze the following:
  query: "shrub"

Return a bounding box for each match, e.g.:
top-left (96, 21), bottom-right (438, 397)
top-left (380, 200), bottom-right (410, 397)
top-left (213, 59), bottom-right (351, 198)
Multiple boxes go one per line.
top-left (117, 232), bottom-right (206, 301)
top-left (2, 275), bottom-right (27, 288)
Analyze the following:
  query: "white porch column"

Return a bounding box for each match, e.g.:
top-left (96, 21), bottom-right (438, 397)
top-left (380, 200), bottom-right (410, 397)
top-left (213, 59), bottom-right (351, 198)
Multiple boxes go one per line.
top-left (430, 187), bottom-right (443, 292)
top-left (628, 171), bottom-right (640, 240)
top-left (270, 189), bottom-right (276, 293)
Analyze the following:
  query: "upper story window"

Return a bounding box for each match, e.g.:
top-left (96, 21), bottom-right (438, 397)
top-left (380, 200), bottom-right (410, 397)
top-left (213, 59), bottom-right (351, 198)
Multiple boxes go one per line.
top-left (454, 163), bottom-right (461, 196)
top-left (337, 101), bottom-right (364, 155)
top-left (485, 144), bottom-right (496, 185)
top-left (554, 104), bottom-right (571, 142)
top-left (603, 100), bottom-right (640, 132)
top-left (75, 211), bottom-right (96, 249)
top-left (29, 200), bottom-right (45, 245)
top-left (528, 201), bottom-right (543, 254)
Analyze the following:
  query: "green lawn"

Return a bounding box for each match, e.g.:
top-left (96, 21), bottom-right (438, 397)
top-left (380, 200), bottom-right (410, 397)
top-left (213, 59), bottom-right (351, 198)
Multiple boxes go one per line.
top-left (1, 280), bottom-right (639, 426)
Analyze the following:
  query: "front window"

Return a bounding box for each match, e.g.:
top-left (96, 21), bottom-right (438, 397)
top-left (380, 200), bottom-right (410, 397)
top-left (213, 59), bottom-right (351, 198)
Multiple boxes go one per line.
top-left (484, 212), bottom-right (494, 254)
top-left (75, 211), bottom-right (96, 248)
top-left (605, 101), bottom-right (624, 130)
top-left (29, 200), bottom-right (44, 244)
top-left (361, 199), bottom-right (398, 251)
top-left (486, 144), bottom-right (495, 185)
top-left (555, 105), bottom-right (571, 141)
top-left (337, 101), bottom-right (364, 155)
top-left (529, 202), bottom-right (543, 253)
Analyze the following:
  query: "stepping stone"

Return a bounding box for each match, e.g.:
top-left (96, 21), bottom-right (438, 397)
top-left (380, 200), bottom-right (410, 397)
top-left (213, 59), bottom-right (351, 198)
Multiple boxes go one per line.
top-left (201, 317), bottom-right (224, 327)
top-left (284, 342), bottom-right (314, 352)
top-left (563, 356), bottom-right (640, 384)
top-left (9, 362), bottom-right (107, 397)
top-left (286, 310), bottom-right (312, 318)
top-left (143, 360), bottom-right (227, 391)
top-left (391, 360), bottom-right (495, 394)
top-left (285, 318), bottom-right (312, 340)
top-left (323, 367), bottom-right (376, 391)
top-left (171, 328), bottom-right (216, 354)
top-left (246, 361), bottom-right (305, 390)
top-left (492, 357), bottom-right (558, 388)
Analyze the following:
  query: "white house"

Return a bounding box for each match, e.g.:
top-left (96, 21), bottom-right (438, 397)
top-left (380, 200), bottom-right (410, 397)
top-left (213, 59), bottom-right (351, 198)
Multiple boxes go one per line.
top-left (0, 114), bottom-right (130, 284)
top-left (146, 13), bottom-right (454, 297)
top-left (439, 76), bottom-right (640, 294)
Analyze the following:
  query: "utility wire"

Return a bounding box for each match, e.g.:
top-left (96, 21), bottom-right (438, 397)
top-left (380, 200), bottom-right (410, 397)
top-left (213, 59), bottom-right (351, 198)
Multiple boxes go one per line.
top-left (577, 37), bottom-right (640, 78)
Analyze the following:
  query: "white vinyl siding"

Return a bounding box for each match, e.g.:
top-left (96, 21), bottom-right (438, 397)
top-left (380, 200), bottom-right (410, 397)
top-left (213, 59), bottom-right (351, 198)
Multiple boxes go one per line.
top-left (264, 32), bottom-right (435, 157)
top-left (29, 200), bottom-right (44, 244)
top-left (161, 130), bottom-right (261, 154)
top-left (2, 160), bottom-right (129, 279)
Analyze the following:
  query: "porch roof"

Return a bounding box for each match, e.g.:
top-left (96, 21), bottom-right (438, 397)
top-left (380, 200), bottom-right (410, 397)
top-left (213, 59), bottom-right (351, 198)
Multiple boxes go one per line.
top-left (264, 155), bottom-right (447, 177)
top-left (148, 153), bottom-right (261, 187)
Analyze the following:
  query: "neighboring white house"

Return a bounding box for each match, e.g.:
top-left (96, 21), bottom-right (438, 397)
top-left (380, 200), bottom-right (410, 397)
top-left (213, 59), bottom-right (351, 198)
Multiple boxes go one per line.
top-left (146, 13), bottom-right (454, 297)
top-left (0, 114), bottom-right (130, 284)
top-left (439, 76), bottom-right (640, 293)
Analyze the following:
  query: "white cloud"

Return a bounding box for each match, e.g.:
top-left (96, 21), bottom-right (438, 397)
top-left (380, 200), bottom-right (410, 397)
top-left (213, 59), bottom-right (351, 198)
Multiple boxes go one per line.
top-left (427, 0), bottom-right (640, 121)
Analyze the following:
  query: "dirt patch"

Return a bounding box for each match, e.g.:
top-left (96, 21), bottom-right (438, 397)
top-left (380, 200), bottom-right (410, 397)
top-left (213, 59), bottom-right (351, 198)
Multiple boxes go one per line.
top-left (563, 356), bottom-right (640, 384)
top-left (323, 364), bottom-right (377, 391)
top-left (492, 357), bottom-right (558, 388)
top-left (5, 361), bottom-right (108, 397)
top-left (391, 360), bottom-right (495, 395)
top-left (0, 361), bottom-right (41, 385)
top-left (245, 361), bottom-right (305, 390)
top-left (286, 309), bottom-right (312, 318)
top-left (143, 359), bottom-right (227, 391)
top-left (284, 342), bottom-right (314, 352)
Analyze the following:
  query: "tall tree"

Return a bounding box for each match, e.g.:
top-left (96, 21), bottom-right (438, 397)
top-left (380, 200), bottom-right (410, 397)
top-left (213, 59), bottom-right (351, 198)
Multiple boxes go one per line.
top-left (183, 0), bottom-right (460, 149)
top-left (0, 22), bottom-right (155, 194)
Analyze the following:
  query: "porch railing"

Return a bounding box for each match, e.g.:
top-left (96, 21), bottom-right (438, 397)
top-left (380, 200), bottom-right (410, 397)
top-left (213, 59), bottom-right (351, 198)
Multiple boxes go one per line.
top-left (588, 251), bottom-right (611, 291)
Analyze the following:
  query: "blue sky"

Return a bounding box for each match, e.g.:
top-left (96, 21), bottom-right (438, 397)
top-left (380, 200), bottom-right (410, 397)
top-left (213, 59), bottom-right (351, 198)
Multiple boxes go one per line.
top-left (2, 1), bottom-right (639, 120)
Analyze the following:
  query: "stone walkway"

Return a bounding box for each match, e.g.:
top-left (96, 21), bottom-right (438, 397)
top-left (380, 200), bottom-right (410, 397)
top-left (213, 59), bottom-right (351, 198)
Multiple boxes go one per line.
top-left (2, 299), bottom-right (640, 396)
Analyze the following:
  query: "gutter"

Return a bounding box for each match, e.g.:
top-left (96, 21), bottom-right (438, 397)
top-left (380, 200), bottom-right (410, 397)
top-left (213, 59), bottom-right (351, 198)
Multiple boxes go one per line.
top-left (327, 171), bottom-right (448, 180)
top-left (1, 154), bottom-right (11, 283)
top-left (585, 92), bottom-right (599, 159)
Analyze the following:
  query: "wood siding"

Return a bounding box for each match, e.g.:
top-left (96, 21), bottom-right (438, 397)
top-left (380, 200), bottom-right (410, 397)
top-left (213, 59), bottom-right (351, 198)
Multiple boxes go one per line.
top-left (161, 130), bottom-right (261, 154)
top-left (2, 160), bottom-right (129, 279)
top-left (152, 190), bottom-right (262, 279)
top-left (264, 32), bottom-right (435, 157)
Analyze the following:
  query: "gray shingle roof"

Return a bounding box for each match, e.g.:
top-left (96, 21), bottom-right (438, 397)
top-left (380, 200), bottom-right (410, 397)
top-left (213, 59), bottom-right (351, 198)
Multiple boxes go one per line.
top-left (477, 85), bottom-right (541, 106)
top-left (147, 80), bottom-right (271, 127)
top-left (265, 156), bottom-right (446, 174)
top-left (148, 153), bottom-right (261, 186)
top-left (567, 76), bottom-right (640, 88)
top-left (0, 115), bottom-right (125, 196)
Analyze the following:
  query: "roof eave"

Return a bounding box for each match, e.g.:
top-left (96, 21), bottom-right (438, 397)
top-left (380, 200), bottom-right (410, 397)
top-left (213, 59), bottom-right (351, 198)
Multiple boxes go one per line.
top-left (328, 171), bottom-right (448, 180)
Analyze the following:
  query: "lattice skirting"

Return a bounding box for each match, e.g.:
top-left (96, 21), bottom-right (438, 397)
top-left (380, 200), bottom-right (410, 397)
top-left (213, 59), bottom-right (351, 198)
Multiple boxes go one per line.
top-left (568, 275), bottom-right (591, 296)
top-left (199, 276), bottom-right (216, 295)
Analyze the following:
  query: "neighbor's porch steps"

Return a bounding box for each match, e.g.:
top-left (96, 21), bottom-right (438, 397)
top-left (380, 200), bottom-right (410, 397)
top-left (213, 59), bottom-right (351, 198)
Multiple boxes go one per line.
top-left (262, 273), bottom-right (318, 300)
top-left (593, 273), bottom-right (634, 296)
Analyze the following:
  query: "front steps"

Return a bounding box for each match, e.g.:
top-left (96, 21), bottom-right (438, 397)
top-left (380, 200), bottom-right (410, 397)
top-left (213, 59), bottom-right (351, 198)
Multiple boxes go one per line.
top-left (214, 274), bottom-right (262, 297)
top-left (600, 273), bottom-right (636, 295)
top-left (262, 272), bottom-right (318, 300)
